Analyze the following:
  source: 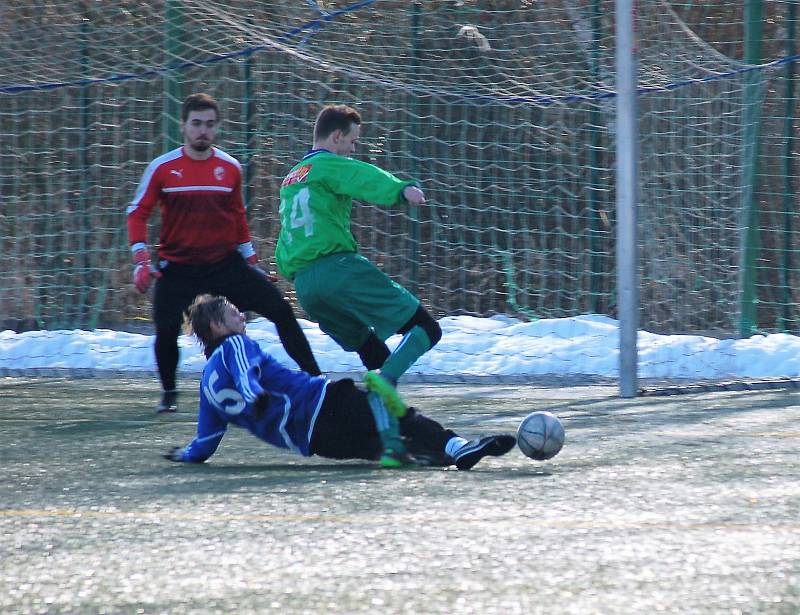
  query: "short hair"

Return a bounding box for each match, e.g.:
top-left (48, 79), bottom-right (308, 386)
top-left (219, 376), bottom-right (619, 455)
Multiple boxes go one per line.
top-left (181, 93), bottom-right (220, 122)
top-left (313, 104), bottom-right (361, 141)
top-left (184, 294), bottom-right (228, 354)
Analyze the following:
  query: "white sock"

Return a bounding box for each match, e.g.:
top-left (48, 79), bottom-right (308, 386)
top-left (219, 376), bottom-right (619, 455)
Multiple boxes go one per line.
top-left (445, 436), bottom-right (470, 458)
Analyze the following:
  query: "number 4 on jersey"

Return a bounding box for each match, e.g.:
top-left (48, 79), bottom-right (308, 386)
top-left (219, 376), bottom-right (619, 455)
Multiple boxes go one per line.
top-left (288, 187), bottom-right (315, 237)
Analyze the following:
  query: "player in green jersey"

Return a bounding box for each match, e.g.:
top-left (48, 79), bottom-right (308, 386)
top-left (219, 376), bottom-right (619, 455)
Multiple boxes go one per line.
top-left (276, 105), bottom-right (441, 417)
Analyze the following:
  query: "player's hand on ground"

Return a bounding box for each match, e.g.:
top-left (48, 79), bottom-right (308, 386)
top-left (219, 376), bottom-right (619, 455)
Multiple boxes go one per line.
top-left (132, 248), bottom-right (162, 293)
top-left (402, 185), bottom-right (426, 205)
top-left (163, 446), bottom-right (186, 462)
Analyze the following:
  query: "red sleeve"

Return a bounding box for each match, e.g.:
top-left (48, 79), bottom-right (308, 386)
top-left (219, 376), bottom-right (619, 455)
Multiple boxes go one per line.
top-left (231, 169), bottom-right (252, 245)
top-left (126, 161), bottom-right (163, 247)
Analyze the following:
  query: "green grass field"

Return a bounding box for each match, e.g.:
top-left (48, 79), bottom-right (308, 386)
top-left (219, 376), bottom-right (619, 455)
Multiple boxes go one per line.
top-left (1, 377), bottom-right (798, 614)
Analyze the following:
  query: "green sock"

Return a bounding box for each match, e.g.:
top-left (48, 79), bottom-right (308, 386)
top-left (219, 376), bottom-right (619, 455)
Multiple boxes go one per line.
top-left (380, 326), bottom-right (431, 383)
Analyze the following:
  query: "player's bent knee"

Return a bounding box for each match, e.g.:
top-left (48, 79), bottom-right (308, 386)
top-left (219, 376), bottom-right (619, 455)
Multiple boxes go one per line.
top-left (357, 333), bottom-right (391, 370)
top-left (400, 306), bottom-right (441, 349)
top-left (416, 310), bottom-right (442, 348)
top-left (426, 318), bottom-right (442, 348)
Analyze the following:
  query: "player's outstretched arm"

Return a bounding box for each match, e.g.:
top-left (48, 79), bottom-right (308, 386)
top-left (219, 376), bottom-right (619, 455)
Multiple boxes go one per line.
top-left (162, 401), bottom-right (228, 463)
top-left (323, 156), bottom-right (419, 206)
top-left (162, 427), bottom-right (225, 463)
top-left (163, 446), bottom-right (192, 462)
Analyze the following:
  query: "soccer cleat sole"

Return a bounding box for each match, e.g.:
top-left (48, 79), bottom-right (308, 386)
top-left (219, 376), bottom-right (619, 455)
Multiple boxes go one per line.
top-left (408, 451), bottom-right (454, 467)
top-left (454, 434), bottom-right (517, 471)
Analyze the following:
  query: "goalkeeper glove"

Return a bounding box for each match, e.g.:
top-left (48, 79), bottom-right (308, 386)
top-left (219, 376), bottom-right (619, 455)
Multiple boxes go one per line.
top-left (239, 242), bottom-right (278, 282)
top-left (132, 248), bottom-right (161, 293)
top-left (249, 263), bottom-right (279, 283)
top-left (163, 446), bottom-right (186, 462)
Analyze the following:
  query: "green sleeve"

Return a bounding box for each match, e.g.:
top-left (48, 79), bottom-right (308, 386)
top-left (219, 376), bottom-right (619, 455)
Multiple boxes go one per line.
top-left (316, 155), bottom-right (417, 206)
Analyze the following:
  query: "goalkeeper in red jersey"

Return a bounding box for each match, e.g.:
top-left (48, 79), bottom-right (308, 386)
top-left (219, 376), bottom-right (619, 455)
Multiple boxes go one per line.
top-left (127, 93), bottom-right (321, 413)
top-left (276, 105), bottom-right (441, 417)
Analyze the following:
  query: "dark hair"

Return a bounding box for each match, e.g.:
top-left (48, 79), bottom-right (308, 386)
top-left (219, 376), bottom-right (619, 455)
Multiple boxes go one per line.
top-left (181, 93), bottom-right (220, 122)
top-left (313, 104), bottom-right (361, 142)
top-left (184, 294), bottom-right (228, 356)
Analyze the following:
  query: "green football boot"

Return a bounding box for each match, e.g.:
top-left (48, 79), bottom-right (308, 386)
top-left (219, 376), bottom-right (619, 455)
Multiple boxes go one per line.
top-left (363, 370), bottom-right (407, 418)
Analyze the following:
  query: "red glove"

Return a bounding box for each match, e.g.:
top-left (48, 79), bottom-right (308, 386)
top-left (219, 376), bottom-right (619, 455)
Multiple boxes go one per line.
top-left (241, 246), bottom-right (278, 283)
top-left (132, 248), bottom-right (161, 293)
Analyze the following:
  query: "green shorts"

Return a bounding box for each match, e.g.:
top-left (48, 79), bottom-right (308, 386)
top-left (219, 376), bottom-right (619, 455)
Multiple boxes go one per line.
top-left (294, 252), bottom-right (420, 351)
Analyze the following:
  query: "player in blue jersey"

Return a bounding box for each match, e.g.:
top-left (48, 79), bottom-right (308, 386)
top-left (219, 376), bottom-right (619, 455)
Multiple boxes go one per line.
top-left (163, 294), bottom-right (516, 470)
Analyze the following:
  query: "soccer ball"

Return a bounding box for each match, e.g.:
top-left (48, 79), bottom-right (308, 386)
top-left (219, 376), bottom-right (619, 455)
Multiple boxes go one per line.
top-left (517, 411), bottom-right (565, 460)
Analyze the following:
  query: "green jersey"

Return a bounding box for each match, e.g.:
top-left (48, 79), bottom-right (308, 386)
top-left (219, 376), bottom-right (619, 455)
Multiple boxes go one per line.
top-left (276, 150), bottom-right (416, 280)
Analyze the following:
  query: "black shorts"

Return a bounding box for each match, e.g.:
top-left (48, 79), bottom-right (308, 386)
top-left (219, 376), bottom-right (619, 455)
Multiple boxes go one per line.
top-left (309, 379), bottom-right (457, 462)
top-left (309, 379), bottom-right (382, 461)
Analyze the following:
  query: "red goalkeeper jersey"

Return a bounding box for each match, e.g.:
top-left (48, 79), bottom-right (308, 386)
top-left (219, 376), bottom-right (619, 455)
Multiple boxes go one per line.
top-left (127, 146), bottom-right (251, 265)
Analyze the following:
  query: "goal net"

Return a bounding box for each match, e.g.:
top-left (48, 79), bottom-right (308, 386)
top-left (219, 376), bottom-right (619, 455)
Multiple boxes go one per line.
top-left (1, 1), bottom-right (797, 386)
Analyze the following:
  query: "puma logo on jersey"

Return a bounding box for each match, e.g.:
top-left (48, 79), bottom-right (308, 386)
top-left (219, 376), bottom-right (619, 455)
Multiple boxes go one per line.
top-left (170, 169), bottom-right (183, 178)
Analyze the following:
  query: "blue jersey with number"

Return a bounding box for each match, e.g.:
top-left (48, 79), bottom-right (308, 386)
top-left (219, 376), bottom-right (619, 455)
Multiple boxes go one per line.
top-left (178, 334), bottom-right (328, 462)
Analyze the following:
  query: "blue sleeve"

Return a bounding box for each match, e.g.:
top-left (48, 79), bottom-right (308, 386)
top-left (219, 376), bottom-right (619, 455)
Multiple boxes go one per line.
top-left (179, 398), bottom-right (228, 463)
